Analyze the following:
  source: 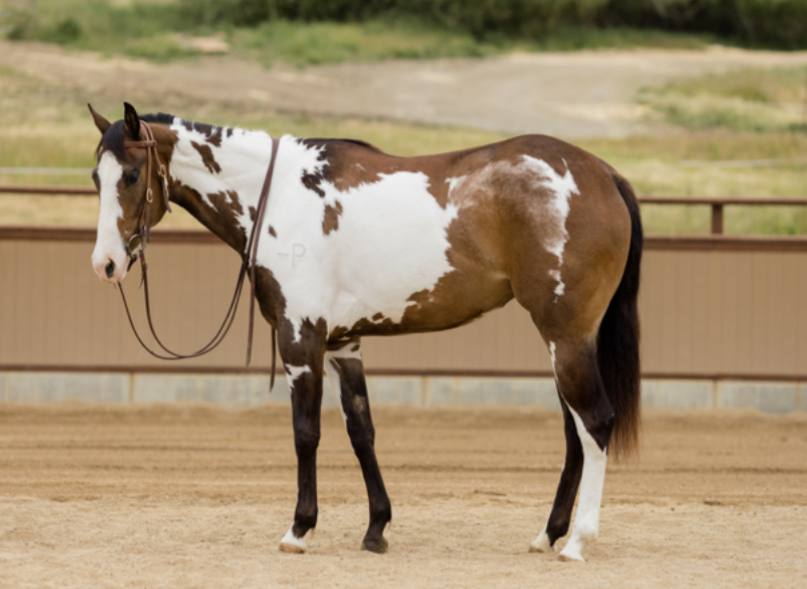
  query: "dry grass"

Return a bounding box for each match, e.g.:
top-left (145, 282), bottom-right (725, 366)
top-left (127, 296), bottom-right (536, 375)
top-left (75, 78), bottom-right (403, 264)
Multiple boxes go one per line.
top-left (1, 63), bottom-right (805, 235)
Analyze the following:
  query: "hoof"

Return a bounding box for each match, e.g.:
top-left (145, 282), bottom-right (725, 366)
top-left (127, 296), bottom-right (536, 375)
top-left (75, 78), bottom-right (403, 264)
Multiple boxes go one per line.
top-left (558, 552), bottom-right (585, 563)
top-left (529, 531), bottom-right (553, 553)
top-left (279, 526), bottom-right (307, 554)
top-left (362, 536), bottom-right (389, 554)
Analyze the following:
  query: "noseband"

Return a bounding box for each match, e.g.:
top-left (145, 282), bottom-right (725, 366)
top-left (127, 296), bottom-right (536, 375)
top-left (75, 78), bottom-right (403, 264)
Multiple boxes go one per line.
top-left (117, 121), bottom-right (280, 388)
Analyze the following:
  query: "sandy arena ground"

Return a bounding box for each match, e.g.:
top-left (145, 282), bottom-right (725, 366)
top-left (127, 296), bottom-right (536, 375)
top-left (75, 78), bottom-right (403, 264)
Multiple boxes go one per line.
top-left (0, 402), bottom-right (805, 588)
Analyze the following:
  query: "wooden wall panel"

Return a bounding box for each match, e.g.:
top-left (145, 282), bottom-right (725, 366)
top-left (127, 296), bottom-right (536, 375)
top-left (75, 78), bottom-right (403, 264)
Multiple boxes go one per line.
top-left (1, 237), bottom-right (805, 378)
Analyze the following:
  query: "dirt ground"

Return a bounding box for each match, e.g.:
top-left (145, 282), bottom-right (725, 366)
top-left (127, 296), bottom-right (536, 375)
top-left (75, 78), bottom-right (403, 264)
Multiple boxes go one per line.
top-left (3, 39), bottom-right (807, 138)
top-left (0, 403), bottom-right (805, 589)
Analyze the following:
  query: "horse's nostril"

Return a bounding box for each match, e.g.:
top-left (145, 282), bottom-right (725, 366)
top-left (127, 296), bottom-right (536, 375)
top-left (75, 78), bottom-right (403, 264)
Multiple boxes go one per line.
top-left (105, 261), bottom-right (115, 279)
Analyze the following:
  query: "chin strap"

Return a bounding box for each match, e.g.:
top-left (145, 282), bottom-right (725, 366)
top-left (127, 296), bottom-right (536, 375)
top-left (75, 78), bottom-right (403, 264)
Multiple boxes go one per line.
top-left (118, 131), bottom-right (281, 389)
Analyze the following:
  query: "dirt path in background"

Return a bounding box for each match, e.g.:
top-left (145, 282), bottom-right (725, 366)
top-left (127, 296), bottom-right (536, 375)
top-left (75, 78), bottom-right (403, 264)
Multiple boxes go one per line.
top-left (2, 40), bottom-right (807, 138)
top-left (0, 403), bottom-right (805, 589)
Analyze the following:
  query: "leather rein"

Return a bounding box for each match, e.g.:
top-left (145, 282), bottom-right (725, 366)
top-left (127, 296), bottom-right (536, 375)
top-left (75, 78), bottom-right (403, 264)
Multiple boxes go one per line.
top-left (117, 121), bottom-right (280, 389)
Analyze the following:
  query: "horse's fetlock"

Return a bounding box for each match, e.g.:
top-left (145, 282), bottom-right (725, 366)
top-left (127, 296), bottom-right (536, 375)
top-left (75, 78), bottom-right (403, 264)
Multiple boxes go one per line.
top-left (546, 518), bottom-right (571, 543)
top-left (577, 522), bottom-right (599, 544)
top-left (293, 511), bottom-right (318, 536)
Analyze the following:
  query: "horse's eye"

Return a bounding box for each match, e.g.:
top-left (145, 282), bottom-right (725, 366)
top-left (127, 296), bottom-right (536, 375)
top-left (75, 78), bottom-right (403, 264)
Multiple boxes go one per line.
top-left (125, 170), bottom-right (140, 187)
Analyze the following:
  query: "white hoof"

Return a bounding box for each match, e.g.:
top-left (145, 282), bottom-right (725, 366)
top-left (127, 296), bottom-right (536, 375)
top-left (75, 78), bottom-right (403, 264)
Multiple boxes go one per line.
top-left (558, 551), bottom-right (585, 562)
top-left (558, 539), bottom-right (587, 562)
top-left (529, 529), bottom-right (554, 553)
top-left (279, 526), bottom-right (308, 554)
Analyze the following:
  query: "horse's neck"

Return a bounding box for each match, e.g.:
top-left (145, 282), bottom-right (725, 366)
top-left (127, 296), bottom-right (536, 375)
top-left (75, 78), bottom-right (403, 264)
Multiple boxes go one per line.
top-left (167, 121), bottom-right (277, 253)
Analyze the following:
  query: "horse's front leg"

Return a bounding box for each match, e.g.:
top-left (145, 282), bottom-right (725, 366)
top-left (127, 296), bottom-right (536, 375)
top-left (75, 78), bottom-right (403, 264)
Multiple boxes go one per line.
top-left (277, 319), bottom-right (327, 554)
top-left (323, 339), bottom-right (391, 553)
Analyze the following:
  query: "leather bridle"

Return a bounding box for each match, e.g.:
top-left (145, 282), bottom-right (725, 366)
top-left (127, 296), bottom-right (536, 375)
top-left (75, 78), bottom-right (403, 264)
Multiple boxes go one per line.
top-left (117, 120), bottom-right (280, 389)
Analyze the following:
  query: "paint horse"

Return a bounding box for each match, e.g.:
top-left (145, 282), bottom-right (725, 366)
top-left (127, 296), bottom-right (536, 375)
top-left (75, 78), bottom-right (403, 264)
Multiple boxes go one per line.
top-left (89, 103), bottom-right (642, 561)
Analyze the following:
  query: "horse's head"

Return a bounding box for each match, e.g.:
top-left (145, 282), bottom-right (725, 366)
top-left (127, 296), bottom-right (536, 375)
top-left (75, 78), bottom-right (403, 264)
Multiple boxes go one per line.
top-left (89, 102), bottom-right (172, 283)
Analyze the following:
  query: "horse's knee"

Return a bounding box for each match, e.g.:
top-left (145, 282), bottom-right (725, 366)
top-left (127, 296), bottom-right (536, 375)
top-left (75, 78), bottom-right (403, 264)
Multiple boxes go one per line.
top-left (294, 426), bottom-right (320, 456)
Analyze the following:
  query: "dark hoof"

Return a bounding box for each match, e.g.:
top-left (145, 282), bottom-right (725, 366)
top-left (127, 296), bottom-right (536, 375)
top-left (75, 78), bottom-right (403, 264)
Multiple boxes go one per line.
top-left (362, 536), bottom-right (389, 554)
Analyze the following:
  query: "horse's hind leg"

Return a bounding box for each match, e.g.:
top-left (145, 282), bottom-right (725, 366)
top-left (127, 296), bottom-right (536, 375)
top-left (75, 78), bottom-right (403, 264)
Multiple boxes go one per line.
top-left (324, 340), bottom-right (392, 553)
top-left (546, 339), bottom-right (614, 562)
top-left (530, 396), bottom-right (583, 553)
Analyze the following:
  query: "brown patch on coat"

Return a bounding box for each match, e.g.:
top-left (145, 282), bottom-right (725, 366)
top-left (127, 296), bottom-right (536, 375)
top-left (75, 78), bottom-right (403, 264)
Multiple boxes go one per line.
top-left (322, 201), bottom-right (343, 235)
top-left (371, 313), bottom-right (384, 321)
top-left (252, 266), bottom-right (287, 329)
top-left (207, 190), bottom-right (243, 216)
top-left (268, 225), bottom-right (277, 238)
top-left (182, 120), bottom-right (224, 147)
top-left (191, 141), bottom-right (221, 174)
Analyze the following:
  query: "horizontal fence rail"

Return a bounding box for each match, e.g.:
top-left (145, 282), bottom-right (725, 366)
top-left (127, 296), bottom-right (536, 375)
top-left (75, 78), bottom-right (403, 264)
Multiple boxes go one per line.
top-left (4, 185), bottom-right (807, 235)
top-left (1, 232), bottom-right (806, 380)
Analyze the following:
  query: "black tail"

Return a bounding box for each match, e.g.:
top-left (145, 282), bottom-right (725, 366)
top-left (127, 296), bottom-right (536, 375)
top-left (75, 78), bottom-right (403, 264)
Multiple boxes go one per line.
top-left (597, 173), bottom-right (643, 460)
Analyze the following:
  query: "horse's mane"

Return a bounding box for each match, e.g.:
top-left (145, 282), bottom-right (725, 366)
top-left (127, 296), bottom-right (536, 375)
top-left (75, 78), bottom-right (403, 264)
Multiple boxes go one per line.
top-left (96, 112), bottom-right (176, 162)
top-left (302, 137), bottom-right (383, 153)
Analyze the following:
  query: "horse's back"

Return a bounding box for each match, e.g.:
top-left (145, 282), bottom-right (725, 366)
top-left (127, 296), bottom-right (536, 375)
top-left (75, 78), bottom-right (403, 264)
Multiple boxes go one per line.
top-left (269, 134), bottom-right (632, 343)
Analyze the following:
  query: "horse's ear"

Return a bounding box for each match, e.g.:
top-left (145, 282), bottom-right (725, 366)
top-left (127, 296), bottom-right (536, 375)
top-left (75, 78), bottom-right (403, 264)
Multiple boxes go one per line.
top-left (88, 104), bottom-right (111, 134)
top-left (123, 102), bottom-right (141, 140)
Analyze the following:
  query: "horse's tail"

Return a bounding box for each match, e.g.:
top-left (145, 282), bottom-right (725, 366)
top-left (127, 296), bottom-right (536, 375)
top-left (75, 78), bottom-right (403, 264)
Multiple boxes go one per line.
top-left (597, 173), bottom-right (643, 460)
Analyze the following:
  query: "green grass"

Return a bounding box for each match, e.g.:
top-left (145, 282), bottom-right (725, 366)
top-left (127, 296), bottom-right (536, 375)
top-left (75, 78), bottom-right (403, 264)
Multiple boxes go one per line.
top-left (639, 66), bottom-right (807, 133)
top-left (3, 0), bottom-right (711, 67)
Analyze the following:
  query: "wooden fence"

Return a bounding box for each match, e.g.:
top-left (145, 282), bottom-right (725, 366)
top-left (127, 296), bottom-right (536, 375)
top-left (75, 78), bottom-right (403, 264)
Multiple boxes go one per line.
top-left (1, 184), bottom-right (806, 380)
top-left (1, 226), bottom-right (805, 381)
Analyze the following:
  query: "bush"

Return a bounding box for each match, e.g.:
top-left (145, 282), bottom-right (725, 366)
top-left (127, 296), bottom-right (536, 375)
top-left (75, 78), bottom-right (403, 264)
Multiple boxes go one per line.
top-left (599, 0), bottom-right (807, 49)
top-left (49, 18), bottom-right (83, 44)
top-left (176, 0), bottom-right (807, 48)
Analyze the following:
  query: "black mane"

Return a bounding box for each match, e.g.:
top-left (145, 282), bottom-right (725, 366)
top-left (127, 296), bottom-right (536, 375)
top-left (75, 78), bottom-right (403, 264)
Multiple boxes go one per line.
top-left (96, 112), bottom-right (176, 162)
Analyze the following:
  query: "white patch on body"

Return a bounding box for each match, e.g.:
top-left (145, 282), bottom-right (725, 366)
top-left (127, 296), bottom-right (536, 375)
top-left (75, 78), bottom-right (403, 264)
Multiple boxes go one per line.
top-left (445, 176), bottom-right (466, 195)
top-left (260, 139), bottom-right (459, 338)
top-left (92, 151), bottom-right (129, 283)
top-left (521, 156), bottom-right (578, 301)
top-left (280, 525), bottom-right (308, 552)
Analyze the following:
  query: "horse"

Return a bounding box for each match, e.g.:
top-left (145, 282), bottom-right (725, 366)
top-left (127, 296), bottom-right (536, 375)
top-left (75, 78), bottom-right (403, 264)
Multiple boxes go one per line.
top-left (88, 102), bottom-right (642, 561)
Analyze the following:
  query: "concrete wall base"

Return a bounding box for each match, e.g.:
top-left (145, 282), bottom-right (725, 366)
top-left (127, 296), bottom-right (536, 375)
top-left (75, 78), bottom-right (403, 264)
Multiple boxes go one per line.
top-left (0, 372), bottom-right (804, 415)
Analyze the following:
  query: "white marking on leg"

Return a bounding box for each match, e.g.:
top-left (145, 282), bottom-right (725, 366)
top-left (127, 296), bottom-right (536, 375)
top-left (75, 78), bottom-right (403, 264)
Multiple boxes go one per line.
top-left (532, 343), bottom-right (564, 553)
top-left (559, 404), bottom-right (607, 562)
top-left (549, 342), bottom-right (557, 374)
top-left (323, 345), bottom-right (363, 429)
top-left (324, 358), bottom-right (348, 426)
top-left (530, 524), bottom-right (554, 553)
top-left (280, 524), bottom-right (308, 553)
top-left (285, 365), bottom-right (312, 393)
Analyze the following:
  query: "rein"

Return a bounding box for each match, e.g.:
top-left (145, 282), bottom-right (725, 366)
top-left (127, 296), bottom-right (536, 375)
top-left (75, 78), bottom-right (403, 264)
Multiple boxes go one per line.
top-left (118, 121), bottom-right (280, 389)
